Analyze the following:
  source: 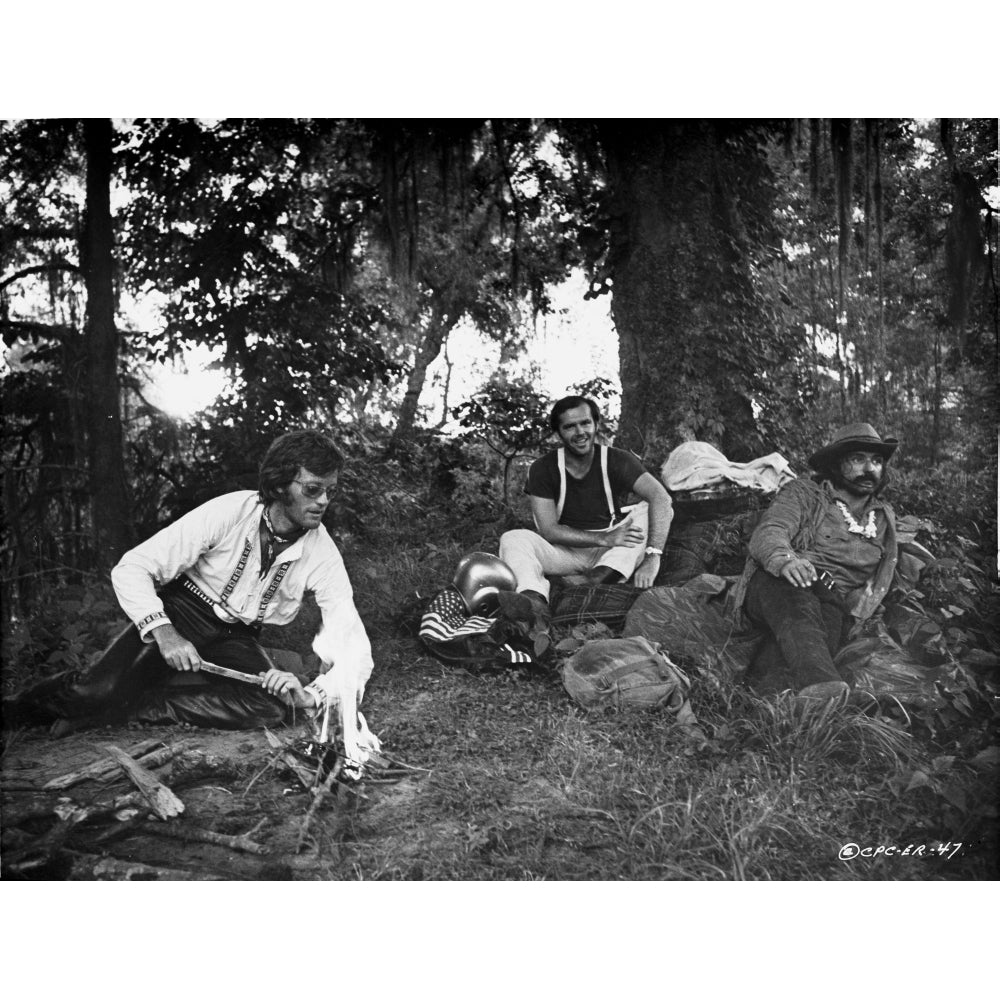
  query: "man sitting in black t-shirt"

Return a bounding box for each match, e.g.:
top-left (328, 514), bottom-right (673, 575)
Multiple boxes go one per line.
top-left (499, 396), bottom-right (674, 610)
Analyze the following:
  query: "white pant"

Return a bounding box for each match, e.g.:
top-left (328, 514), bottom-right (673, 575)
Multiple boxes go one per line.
top-left (498, 502), bottom-right (649, 600)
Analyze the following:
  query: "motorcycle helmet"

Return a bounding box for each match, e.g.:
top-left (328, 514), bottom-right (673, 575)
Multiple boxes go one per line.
top-left (452, 552), bottom-right (517, 615)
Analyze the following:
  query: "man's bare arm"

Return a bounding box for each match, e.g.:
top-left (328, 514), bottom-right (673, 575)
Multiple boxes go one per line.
top-left (631, 471), bottom-right (673, 589)
top-left (530, 495), bottom-right (644, 549)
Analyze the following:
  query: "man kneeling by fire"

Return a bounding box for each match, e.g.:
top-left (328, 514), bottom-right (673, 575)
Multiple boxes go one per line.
top-left (6, 430), bottom-right (379, 766)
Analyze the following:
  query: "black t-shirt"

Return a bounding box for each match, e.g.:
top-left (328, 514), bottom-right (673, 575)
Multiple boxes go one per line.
top-left (525, 446), bottom-right (646, 530)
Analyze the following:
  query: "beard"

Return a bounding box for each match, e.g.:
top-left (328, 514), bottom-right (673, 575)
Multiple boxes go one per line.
top-left (828, 467), bottom-right (885, 496)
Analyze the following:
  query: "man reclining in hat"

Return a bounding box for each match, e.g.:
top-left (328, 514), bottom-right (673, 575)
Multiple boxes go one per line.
top-left (499, 395), bottom-right (673, 613)
top-left (6, 430), bottom-right (375, 737)
top-left (734, 423), bottom-right (901, 701)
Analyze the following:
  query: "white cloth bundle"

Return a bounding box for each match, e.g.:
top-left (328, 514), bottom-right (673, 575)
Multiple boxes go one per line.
top-left (660, 441), bottom-right (796, 494)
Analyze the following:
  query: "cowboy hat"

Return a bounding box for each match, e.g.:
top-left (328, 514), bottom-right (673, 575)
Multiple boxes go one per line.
top-left (808, 423), bottom-right (899, 470)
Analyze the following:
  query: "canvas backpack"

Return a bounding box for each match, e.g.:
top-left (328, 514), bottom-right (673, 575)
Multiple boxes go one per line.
top-left (561, 635), bottom-right (697, 723)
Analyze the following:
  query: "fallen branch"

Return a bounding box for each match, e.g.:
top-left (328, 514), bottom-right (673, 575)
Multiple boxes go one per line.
top-left (296, 756), bottom-right (343, 854)
top-left (42, 738), bottom-right (166, 790)
top-left (1, 778), bottom-right (51, 791)
top-left (68, 853), bottom-right (225, 881)
top-left (105, 745), bottom-right (184, 820)
top-left (97, 743), bottom-right (187, 782)
top-left (138, 819), bottom-right (269, 855)
top-left (2, 787), bottom-right (149, 828)
top-left (85, 811), bottom-right (147, 847)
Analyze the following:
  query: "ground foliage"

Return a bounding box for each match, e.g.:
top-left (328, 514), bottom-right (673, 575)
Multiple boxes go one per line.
top-left (3, 437), bottom-right (996, 880)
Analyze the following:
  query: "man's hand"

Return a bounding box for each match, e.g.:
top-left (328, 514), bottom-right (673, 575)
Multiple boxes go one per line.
top-left (605, 513), bottom-right (645, 549)
top-left (262, 669), bottom-right (317, 709)
top-left (780, 555), bottom-right (818, 589)
top-left (151, 623), bottom-right (202, 671)
top-left (632, 553), bottom-right (660, 589)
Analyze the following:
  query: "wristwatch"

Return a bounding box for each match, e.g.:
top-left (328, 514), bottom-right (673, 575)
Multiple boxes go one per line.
top-left (644, 546), bottom-right (663, 557)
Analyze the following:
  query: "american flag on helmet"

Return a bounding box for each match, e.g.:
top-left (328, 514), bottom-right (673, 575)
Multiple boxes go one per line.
top-left (419, 587), bottom-right (533, 665)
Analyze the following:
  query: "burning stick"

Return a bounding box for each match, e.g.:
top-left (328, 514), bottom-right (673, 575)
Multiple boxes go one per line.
top-left (263, 729), bottom-right (316, 790)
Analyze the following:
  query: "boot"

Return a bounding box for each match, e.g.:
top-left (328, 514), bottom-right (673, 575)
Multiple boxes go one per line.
top-left (2, 671), bottom-right (85, 729)
top-left (520, 590), bottom-right (551, 630)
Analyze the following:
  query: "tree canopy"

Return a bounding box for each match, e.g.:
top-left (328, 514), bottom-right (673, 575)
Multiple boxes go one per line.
top-left (1, 117), bottom-right (996, 617)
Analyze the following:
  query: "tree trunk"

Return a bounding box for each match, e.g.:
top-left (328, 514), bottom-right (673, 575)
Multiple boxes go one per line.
top-left (874, 120), bottom-right (887, 418)
top-left (600, 121), bottom-right (772, 462)
top-left (390, 307), bottom-right (456, 445)
top-left (931, 327), bottom-right (943, 465)
top-left (82, 118), bottom-right (134, 567)
top-left (433, 336), bottom-right (455, 429)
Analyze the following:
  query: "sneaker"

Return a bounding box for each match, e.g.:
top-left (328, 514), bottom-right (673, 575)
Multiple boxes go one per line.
top-left (795, 680), bottom-right (850, 703)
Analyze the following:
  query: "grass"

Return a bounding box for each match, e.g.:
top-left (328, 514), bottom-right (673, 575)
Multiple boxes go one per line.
top-left (315, 523), bottom-right (994, 881)
top-left (338, 657), bottom-right (985, 879)
top-left (4, 493), bottom-right (997, 880)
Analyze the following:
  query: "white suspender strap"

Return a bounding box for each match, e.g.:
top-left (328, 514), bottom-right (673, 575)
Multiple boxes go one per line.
top-left (543, 446), bottom-right (614, 529)
top-left (556, 447), bottom-right (567, 522)
top-left (600, 445), bottom-right (616, 527)
top-left (555, 446), bottom-right (614, 526)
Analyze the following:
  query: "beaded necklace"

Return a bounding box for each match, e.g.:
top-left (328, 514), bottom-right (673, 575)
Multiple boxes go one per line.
top-left (834, 499), bottom-right (877, 539)
top-left (263, 507), bottom-right (301, 544)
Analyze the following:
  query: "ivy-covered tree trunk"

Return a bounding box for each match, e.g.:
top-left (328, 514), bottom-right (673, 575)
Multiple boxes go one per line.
top-left (599, 121), bottom-right (780, 462)
top-left (82, 118), bottom-right (134, 567)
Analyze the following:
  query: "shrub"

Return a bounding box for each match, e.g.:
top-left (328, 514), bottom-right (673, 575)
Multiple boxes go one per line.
top-left (1, 581), bottom-right (125, 694)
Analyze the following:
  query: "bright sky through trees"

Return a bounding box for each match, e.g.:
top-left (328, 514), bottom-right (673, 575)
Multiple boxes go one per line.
top-left (140, 343), bottom-right (229, 419)
top-left (136, 268), bottom-right (619, 426)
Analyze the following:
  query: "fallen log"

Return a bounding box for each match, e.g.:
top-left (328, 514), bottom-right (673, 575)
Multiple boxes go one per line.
top-left (3, 795), bottom-right (75, 827)
top-left (68, 853), bottom-right (225, 881)
top-left (98, 743), bottom-right (187, 782)
top-left (3, 787), bottom-right (150, 829)
top-left (1, 788), bottom-right (157, 872)
top-left (42, 738), bottom-right (166, 790)
top-left (105, 746), bottom-right (184, 820)
top-left (138, 819), bottom-right (269, 855)
top-left (1, 780), bottom-right (52, 792)
top-left (2, 810), bottom-right (90, 871)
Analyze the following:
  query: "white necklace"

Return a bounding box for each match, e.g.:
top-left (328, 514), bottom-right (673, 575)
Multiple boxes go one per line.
top-left (834, 499), bottom-right (877, 538)
top-left (263, 507), bottom-right (302, 544)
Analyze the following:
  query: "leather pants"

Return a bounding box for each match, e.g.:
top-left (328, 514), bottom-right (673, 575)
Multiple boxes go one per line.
top-left (11, 580), bottom-right (289, 730)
